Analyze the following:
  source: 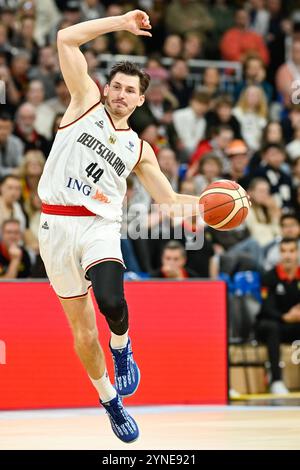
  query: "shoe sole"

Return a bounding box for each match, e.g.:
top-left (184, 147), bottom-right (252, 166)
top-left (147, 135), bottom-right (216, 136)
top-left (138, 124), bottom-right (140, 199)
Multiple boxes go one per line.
top-left (118, 367), bottom-right (141, 398)
top-left (121, 433), bottom-right (140, 444)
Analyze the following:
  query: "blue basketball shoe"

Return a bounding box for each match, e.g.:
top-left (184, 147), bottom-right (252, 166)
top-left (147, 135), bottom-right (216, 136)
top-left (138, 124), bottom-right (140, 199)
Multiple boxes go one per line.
top-left (100, 394), bottom-right (139, 443)
top-left (109, 338), bottom-right (141, 397)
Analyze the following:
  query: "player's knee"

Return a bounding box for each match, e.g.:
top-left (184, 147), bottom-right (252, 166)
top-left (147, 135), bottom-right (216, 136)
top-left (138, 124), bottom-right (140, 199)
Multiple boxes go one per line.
top-left (96, 294), bottom-right (125, 323)
top-left (74, 327), bottom-right (99, 352)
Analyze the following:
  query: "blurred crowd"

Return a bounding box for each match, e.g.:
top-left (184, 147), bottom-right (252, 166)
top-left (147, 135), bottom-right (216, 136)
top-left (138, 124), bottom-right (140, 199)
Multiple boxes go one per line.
top-left (2, 0), bottom-right (300, 280)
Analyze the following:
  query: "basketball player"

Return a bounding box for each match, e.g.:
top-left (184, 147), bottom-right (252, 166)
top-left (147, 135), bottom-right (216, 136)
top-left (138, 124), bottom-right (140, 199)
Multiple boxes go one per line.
top-left (38, 10), bottom-right (201, 443)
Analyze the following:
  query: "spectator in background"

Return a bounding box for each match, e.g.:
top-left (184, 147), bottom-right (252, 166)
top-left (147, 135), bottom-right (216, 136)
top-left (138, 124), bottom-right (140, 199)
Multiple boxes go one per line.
top-left (157, 147), bottom-right (180, 192)
top-left (105, 3), bottom-right (123, 18)
top-left (131, 79), bottom-right (176, 132)
top-left (121, 175), bottom-right (143, 274)
top-left (0, 175), bottom-right (27, 233)
top-left (151, 240), bottom-right (198, 279)
top-left (26, 79), bottom-right (55, 139)
top-left (115, 31), bottom-right (145, 56)
top-left (202, 67), bottom-right (221, 99)
top-left (248, 120), bottom-right (285, 175)
top-left (34, 0), bottom-right (62, 47)
top-left (183, 31), bottom-right (204, 60)
top-left (293, 182), bottom-right (300, 217)
top-left (0, 13), bottom-right (15, 53)
top-left (9, 51), bottom-right (31, 105)
top-left (276, 38), bottom-right (300, 108)
top-left (139, 124), bottom-right (160, 155)
top-left (142, 2), bottom-right (166, 55)
top-left (172, 90), bottom-right (210, 161)
top-left (162, 34), bottom-right (182, 59)
top-left (0, 219), bottom-right (31, 279)
top-left (83, 48), bottom-right (106, 93)
top-left (165, 0), bottom-right (214, 37)
top-left (265, 0), bottom-right (288, 84)
top-left (263, 120), bottom-right (285, 146)
top-left (0, 112), bottom-right (24, 178)
top-left (246, 177), bottom-right (281, 247)
top-left (264, 213), bottom-right (300, 271)
top-left (234, 55), bottom-right (273, 103)
top-left (207, 219), bottom-right (261, 275)
top-left (24, 190), bottom-right (42, 257)
top-left (249, 0), bottom-right (270, 38)
top-left (209, 0), bottom-right (235, 53)
top-left (0, 4), bottom-right (17, 38)
top-left (220, 8), bottom-right (269, 65)
top-left (48, 112), bottom-right (64, 147)
top-left (91, 34), bottom-right (109, 56)
top-left (168, 58), bottom-right (193, 109)
top-left (206, 95), bottom-right (242, 139)
top-left (144, 55), bottom-right (169, 82)
top-left (281, 104), bottom-right (300, 144)
top-left (60, 0), bottom-right (82, 26)
top-left (28, 45), bottom-right (59, 99)
top-left (255, 143), bottom-right (293, 208)
top-left (18, 149), bottom-right (46, 210)
top-left (11, 16), bottom-right (39, 64)
top-left (187, 124), bottom-right (233, 177)
top-left (291, 157), bottom-right (300, 187)
top-left (193, 152), bottom-right (223, 195)
top-left (45, 73), bottom-right (70, 117)
top-left (14, 102), bottom-right (51, 156)
top-left (81, 0), bottom-right (105, 21)
top-left (176, 179), bottom-right (215, 277)
top-left (224, 139), bottom-right (251, 187)
top-left (255, 238), bottom-right (300, 394)
top-left (233, 85), bottom-right (268, 151)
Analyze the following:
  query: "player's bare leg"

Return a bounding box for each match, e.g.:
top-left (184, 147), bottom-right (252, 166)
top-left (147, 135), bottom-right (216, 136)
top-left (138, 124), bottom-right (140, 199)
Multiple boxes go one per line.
top-left (59, 291), bottom-right (105, 380)
top-left (58, 290), bottom-right (139, 442)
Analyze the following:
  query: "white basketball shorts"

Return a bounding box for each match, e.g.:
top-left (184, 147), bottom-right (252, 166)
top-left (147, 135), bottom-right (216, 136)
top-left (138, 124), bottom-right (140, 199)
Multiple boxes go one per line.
top-left (38, 212), bottom-right (125, 299)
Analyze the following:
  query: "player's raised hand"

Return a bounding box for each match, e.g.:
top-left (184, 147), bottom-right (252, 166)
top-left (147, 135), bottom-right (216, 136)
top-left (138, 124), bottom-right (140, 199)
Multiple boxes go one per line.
top-left (123, 10), bottom-right (152, 37)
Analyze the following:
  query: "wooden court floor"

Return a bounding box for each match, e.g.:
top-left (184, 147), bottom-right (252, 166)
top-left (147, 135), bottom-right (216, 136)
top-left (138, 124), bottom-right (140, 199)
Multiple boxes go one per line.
top-left (1, 405), bottom-right (300, 450)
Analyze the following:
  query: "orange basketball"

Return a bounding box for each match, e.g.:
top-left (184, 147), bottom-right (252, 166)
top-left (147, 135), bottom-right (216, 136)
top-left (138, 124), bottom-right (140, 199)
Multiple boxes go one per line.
top-left (199, 179), bottom-right (250, 231)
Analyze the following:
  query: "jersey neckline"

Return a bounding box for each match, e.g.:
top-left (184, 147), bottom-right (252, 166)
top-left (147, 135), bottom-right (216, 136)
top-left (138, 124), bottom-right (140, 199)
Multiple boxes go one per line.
top-left (104, 107), bottom-right (131, 131)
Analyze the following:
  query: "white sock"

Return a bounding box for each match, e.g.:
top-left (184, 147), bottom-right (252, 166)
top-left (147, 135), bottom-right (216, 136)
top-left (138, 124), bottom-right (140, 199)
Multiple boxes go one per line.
top-left (89, 369), bottom-right (117, 403)
top-left (110, 330), bottom-right (129, 349)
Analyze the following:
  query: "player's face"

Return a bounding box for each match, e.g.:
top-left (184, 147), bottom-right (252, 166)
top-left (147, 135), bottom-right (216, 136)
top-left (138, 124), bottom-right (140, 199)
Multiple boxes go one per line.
top-left (104, 73), bottom-right (145, 117)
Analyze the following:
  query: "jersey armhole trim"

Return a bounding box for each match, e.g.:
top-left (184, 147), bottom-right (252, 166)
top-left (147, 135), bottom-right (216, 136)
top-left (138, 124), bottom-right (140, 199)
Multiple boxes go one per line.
top-left (132, 139), bottom-right (143, 171)
top-left (58, 99), bottom-right (102, 130)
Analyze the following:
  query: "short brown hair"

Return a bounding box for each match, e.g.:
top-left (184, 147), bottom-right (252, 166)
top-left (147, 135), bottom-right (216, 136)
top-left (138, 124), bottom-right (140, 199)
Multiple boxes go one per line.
top-left (163, 240), bottom-right (186, 257)
top-left (108, 61), bottom-right (150, 95)
top-left (191, 90), bottom-right (211, 105)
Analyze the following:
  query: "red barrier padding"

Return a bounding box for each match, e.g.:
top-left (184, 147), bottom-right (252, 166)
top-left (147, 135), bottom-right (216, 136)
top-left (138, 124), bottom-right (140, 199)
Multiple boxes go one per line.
top-left (0, 281), bottom-right (227, 409)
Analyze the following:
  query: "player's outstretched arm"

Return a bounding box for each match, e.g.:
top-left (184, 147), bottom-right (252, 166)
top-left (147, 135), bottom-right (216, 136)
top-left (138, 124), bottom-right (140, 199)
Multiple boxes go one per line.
top-left (57, 10), bottom-right (152, 98)
top-left (134, 141), bottom-right (201, 216)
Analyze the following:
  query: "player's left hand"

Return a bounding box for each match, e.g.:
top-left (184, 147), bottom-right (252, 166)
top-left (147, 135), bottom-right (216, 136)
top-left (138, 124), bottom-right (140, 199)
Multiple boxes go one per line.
top-left (123, 10), bottom-right (152, 37)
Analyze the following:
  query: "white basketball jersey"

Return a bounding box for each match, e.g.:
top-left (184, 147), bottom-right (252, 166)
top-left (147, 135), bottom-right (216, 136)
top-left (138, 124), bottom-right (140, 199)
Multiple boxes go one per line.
top-left (38, 103), bottom-right (142, 222)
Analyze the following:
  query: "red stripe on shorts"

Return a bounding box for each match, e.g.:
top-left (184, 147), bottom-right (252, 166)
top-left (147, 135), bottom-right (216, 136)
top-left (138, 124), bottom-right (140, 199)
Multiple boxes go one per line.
top-left (42, 203), bottom-right (96, 216)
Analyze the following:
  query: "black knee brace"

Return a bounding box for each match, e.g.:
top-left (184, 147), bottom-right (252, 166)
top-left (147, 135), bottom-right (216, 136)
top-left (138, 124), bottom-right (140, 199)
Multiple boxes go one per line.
top-left (87, 261), bottom-right (129, 335)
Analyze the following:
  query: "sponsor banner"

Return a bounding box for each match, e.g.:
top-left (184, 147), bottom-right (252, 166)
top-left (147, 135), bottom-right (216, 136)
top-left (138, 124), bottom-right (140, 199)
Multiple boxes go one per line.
top-left (0, 281), bottom-right (227, 409)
